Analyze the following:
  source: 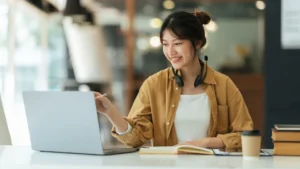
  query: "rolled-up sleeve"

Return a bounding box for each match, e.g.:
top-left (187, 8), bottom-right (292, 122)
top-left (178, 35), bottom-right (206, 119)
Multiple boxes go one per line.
top-left (217, 78), bottom-right (254, 149)
top-left (111, 80), bottom-right (153, 148)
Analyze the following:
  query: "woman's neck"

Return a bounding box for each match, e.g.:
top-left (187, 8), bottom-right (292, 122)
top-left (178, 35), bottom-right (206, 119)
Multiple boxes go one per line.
top-left (180, 57), bottom-right (201, 86)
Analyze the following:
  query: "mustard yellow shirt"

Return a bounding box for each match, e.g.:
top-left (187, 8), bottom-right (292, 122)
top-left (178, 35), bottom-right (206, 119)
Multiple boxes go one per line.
top-left (112, 65), bottom-right (254, 149)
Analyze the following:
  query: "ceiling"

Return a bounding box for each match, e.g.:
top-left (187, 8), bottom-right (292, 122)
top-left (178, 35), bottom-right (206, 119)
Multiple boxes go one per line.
top-left (95, 0), bottom-right (263, 19)
top-left (24, 0), bottom-right (263, 19)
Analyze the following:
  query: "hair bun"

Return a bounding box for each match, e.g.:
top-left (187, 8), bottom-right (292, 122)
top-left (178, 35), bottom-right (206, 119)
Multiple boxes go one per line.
top-left (194, 11), bottom-right (211, 25)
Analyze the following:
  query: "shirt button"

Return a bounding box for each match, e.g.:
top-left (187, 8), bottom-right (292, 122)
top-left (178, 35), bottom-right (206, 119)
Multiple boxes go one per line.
top-left (172, 104), bottom-right (175, 108)
top-left (166, 122), bottom-right (170, 125)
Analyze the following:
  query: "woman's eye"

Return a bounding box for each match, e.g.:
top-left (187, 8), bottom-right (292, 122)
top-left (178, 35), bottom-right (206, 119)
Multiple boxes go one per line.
top-left (175, 43), bottom-right (182, 45)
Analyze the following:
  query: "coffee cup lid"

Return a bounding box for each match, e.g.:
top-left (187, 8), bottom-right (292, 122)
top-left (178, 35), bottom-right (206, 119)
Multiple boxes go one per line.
top-left (242, 130), bottom-right (260, 136)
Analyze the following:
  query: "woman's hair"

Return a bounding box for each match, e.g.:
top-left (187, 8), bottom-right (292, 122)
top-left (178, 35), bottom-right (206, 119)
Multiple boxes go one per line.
top-left (160, 11), bottom-right (211, 50)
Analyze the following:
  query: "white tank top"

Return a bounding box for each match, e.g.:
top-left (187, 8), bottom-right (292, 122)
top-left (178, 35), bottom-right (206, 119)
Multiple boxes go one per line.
top-left (174, 93), bottom-right (211, 143)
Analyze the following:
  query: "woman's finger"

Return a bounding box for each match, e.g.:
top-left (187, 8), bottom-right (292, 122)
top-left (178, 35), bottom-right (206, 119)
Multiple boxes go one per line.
top-left (96, 95), bottom-right (107, 101)
top-left (93, 92), bottom-right (102, 97)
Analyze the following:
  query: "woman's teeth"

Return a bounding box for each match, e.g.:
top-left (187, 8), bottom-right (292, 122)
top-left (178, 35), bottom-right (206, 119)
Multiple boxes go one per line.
top-left (172, 57), bottom-right (181, 61)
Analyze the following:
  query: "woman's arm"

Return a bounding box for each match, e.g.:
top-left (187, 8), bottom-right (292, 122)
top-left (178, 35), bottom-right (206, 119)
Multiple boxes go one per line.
top-left (94, 93), bottom-right (129, 133)
top-left (95, 79), bottom-right (153, 148)
top-left (179, 137), bottom-right (225, 148)
top-left (216, 78), bottom-right (254, 149)
top-left (105, 107), bottom-right (129, 133)
top-left (110, 80), bottom-right (153, 148)
top-left (179, 78), bottom-right (253, 149)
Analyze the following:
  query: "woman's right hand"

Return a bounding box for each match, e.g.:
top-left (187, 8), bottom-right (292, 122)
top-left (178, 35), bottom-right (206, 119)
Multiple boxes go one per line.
top-left (94, 92), bottom-right (116, 115)
top-left (94, 92), bottom-right (129, 133)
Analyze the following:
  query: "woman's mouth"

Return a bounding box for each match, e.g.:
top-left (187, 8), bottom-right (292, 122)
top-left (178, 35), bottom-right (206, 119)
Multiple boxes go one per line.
top-left (170, 57), bottom-right (182, 63)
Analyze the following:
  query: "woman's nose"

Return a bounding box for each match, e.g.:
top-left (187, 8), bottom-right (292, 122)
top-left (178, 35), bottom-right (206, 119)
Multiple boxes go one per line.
top-left (168, 46), bottom-right (176, 55)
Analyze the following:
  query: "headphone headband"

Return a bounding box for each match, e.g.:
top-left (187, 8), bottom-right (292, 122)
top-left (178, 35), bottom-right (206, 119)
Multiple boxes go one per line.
top-left (171, 56), bottom-right (208, 88)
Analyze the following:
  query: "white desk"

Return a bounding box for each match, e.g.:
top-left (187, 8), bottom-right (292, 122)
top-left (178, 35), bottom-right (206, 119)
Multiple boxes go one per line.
top-left (0, 146), bottom-right (300, 169)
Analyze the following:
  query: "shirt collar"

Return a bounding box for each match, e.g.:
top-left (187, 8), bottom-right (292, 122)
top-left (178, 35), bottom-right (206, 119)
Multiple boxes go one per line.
top-left (168, 63), bottom-right (217, 85)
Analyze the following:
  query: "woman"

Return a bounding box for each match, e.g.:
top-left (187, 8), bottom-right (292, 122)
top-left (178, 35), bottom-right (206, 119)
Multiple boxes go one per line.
top-left (94, 11), bottom-right (254, 149)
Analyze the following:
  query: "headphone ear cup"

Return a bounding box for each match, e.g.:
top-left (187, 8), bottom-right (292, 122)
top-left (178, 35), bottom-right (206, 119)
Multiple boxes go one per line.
top-left (194, 75), bottom-right (203, 88)
top-left (175, 76), bottom-right (184, 87)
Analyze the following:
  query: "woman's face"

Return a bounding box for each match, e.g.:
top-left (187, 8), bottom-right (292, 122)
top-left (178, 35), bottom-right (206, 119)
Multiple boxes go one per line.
top-left (162, 29), bottom-right (197, 70)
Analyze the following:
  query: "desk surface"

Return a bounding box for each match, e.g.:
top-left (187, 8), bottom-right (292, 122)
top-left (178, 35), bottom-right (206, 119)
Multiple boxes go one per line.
top-left (1, 146), bottom-right (300, 169)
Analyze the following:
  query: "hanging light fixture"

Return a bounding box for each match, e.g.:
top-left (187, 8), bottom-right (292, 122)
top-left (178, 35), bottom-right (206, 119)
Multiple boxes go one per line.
top-left (63, 0), bottom-right (83, 16)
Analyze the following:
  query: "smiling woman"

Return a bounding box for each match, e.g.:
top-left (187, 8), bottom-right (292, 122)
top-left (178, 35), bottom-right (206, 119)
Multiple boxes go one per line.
top-left (94, 10), bottom-right (254, 149)
top-left (160, 11), bottom-right (210, 70)
top-left (159, 11), bottom-right (211, 90)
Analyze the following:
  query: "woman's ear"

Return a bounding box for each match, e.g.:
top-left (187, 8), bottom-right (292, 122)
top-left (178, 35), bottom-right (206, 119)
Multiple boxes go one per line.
top-left (195, 40), bottom-right (202, 49)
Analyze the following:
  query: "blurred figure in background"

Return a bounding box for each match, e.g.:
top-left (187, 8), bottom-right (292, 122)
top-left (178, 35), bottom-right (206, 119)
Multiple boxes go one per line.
top-left (219, 44), bottom-right (254, 74)
top-left (63, 13), bottom-right (115, 146)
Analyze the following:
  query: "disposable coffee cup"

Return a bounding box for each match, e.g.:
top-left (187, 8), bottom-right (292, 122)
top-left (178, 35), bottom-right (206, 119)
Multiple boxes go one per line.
top-left (241, 130), bottom-right (261, 158)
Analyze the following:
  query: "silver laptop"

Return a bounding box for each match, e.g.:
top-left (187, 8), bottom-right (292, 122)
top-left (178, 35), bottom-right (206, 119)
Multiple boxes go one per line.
top-left (22, 91), bottom-right (138, 155)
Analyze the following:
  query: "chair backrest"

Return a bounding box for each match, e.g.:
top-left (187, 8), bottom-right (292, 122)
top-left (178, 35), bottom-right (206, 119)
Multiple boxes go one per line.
top-left (0, 96), bottom-right (12, 145)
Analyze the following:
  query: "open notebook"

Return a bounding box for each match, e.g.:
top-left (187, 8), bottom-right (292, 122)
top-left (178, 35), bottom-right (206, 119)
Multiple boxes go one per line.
top-left (139, 145), bottom-right (214, 155)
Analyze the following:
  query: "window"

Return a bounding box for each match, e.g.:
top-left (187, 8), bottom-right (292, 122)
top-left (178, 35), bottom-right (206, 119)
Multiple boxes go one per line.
top-left (2, 2), bottom-right (67, 145)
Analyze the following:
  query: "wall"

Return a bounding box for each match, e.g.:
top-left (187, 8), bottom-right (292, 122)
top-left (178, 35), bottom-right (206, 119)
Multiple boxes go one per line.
top-left (264, 0), bottom-right (300, 148)
top-left (205, 19), bottom-right (261, 72)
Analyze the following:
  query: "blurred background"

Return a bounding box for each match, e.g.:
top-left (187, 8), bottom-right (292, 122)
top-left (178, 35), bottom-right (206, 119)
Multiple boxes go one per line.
top-left (1, 0), bottom-right (296, 148)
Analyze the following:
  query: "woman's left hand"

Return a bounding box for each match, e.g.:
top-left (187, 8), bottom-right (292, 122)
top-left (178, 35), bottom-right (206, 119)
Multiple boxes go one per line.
top-left (178, 137), bottom-right (225, 148)
top-left (178, 138), bottom-right (210, 147)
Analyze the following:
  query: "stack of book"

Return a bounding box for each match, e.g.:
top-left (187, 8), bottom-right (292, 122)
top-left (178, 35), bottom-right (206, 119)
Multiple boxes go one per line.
top-left (272, 124), bottom-right (300, 156)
